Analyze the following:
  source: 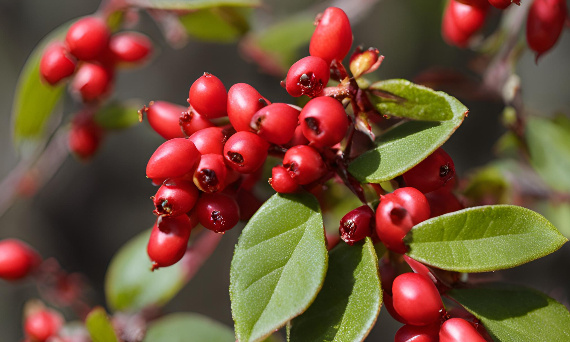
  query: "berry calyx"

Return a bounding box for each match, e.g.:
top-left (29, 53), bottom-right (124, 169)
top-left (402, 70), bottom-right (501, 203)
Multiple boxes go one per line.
top-left (188, 73), bottom-right (228, 119)
top-left (309, 7), bottom-right (353, 65)
top-left (153, 179), bottom-right (199, 216)
top-left (285, 56), bottom-right (330, 98)
top-left (109, 31), bottom-right (153, 64)
top-left (339, 205), bottom-right (375, 245)
top-left (223, 131), bottom-right (269, 174)
top-left (24, 308), bottom-right (64, 342)
top-left (251, 103), bottom-right (300, 145)
top-left (196, 192), bottom-right (240, 233)
top-left (146, 138), bottom-right (201, 181)
top-left (439, 318), bottom-right (487, 342)
top-left (282, 145), bottom-right (327, 185)
top-left (402, 148), bottom-right (456, 193)
top-left (147, 214), bottom-right (196, 270)
top-left (140, 101), bottom-right (186, 140)
top-left (39, 42), bottom-right (77, 85)
top-left (65, 17), bottom-right (110, 61)
top-left (0, 239), bottom-right (41, 281)
top-left (299, 96), bottom-right (348, 148)
top-left (392, 273), bottom-right (444, 326)
top-left (193, 154), bottom-right (228, 193)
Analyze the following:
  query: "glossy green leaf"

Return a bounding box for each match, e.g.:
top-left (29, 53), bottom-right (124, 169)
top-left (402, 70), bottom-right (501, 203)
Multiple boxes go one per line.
top-left (180, 7), bottom-right (250, 43)
top-left (405, 205), bottom-right (567, 272)
top-left (348, 92), bottom-right (467, 183)
top-left (288, 238), bottom-right (381, 342)
top-left (85, 307), bottom-right (119, 342)
top-left (230, 193), bottom-right (328, 342)
top-left (369, 79), bottom-right (453, 121)
top-left (449, 284), bottom-right (570, 342)
top-left (105, 229), bottom-right (187, 312)
top-left (526, 116), bottom-right (570, 193)
top-left (144, 313), bottom-right (235, 342)
top-left (127, 0), bottom-right (260, 10)
top-left (94, 101), bottom-right (142, 130)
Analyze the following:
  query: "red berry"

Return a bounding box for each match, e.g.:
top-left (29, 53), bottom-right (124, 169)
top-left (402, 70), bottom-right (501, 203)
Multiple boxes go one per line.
top-left (193, 154), bottom-right (228, 193)
top-left (282, 145), bottom-right (327, 185)
top-left (109, 31), bottom-right (153, 64)
top-left (488, 0), bottom-right (518, 9)
top-left (223, 131), bottom-right (269, 174)
top-left (251, 103), bottom-right (300, 145)
top-left (285, 125), bottom-right (310, 147)
top-left (299, 97), bottom-right (348, 148)
top-left (188, 73), bottom-right (228, 119)
top-left (39, 42), bottom-right (77, 85)
top-left (71, 62), bottom-right (113, 102)
top-left (147, 214), bottom-right (196, 270)
top-left (383, 291), bottom-right (408, 324)
top-left (526, 0), bottom-right (567, 58)
top-left (309, 7), bottom-right (353, 65)
top-left (146, 138), bottom-right (201, 181)
top-left (339, 205), bottom-right (375, 245)
top-left (196, 192), bottom-right (240, 233)
top-left (395, 322), bottom-right (440, 342)
top-left (449, 0), bottom-right (489, 35)
top-left (0, 239), bottom-right (41, 281)
top-left (179, 109), bottom-right (215, 136)
top-left (188, 127), bottom-right (226, 155)
top-left (141, 101), bottom-right (186, 140)
top-left (285, 56), bottom-right (330, 98)
top-left (153, 179), bottom-right (199, 216)
top-left (442, 4), bottom-right (472, 48)
top-left (227, 83), bottom-right (271, 132)
top-left (439, 318), bottom-right (487, 342)
top-left (269, 165), bottom-right (299, 193)
top-left (425, 188), bottom-right (463, 218)
top-left (402, 148), bottom-right (456, 193)
top-left (24, 309), bottom-right (63, 342)
top-left (393, 187), bottom-right (432, 223)
top-left (65, 17), bottom-right (110, 60)
top-left (68, 114), bottom-right (104, 160)
top-left (392, 273), bottom-right (444, 326)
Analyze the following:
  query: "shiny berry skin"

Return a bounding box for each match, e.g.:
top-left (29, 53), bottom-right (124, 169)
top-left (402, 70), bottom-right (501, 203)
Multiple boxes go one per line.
top-left (269, 165), bottom-right (299, 193)
top-left (526, 0), bottom-right (567, 58)
top-left (65, 17), bottom-right (110, 60)
top-left (227, 83), bottom-right (271, 132)
top-left (310, 7), bottom-right (353, 65)
top-left (147, 214), bottom-right (196, 270)
top-left (188, 127), bottom-right (226, 155)
top-left (339, 205), bottom-right (375, 245)
top-left (141, 101), bottom-right (186, 140)
top-left (71, 62), bottom-right (113, 102)
top-left (196, 192), bottom-right (240, 233)
top-left (300, 97), bottom-right (348, 148)
top-left (0, 239), bottom-right (41, 281)
top-left (193, 154), bottom-right (227, 193)
top-left (448, 0), bottom-right (489, 35)
top-left (285, 125), bottom-right (309, 147)
top-left (392, 273), bottom-right (444, 326)
top-left (439, 318), bottom-right (487, 342)
top-left (188, 73), bottom-right (227, 119)
top-left (395, 322), bottom-right (440, 342)
top-left (488, 0), bottom-right (518, 9)
top-left (24, 309), bottom-right (64, 342)
top-left (223, 131), bottom-right (269, 174)
top-left (68, 114), bottom-right (103, 160)
top-left (109, 31), bottom-right (153, 64)
top-left (282, 145), bottom-right (327, 185)
top-left (403, 148), bottom-right (456, 193)
top-left (442, 4), bottom-right (472, 48)
top-left (146, 138), bottom-right (201, 181)
top-left (39, 42), bottom-right (77, 85)
top-left (179, 109), bottom-right (215, 136)
top-left (251, 103), bottom-right (300, 145)
top-left (425, 188), bottom-right (463, 218)
top-left (153, 179), bottom-right (199, 216)
top-left (285, 56), bottom-right (330, 98)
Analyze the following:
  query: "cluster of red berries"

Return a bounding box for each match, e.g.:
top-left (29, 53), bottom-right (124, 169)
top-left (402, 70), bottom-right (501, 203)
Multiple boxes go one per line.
top-left (442, 0), bottom-right (567, 58)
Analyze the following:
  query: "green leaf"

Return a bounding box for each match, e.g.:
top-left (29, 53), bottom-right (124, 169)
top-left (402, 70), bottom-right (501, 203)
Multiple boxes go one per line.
top-left (288, 238), bottom-right (381, 342)
top-left (449, 284), bottom-right (570, 342)
top-left (11, 25), bottom-right (68, 153)
top-left (348, 91), bottom-right (467, 183)
top-left (526, 116), bottom-right (570, 193)
top-left (536, 201), bottom-right (570, 238)
top-left (144, 313), bottom-right (235, 342)
top-left (94, 100), bottom-right (143, 130)
top-left (369, 79), bottom-right (453, 121)
top-left (405, 205), bottom-right (567, 272)
top-left (127, 0), bottom-right (261, 10)
top-left (230, 193), bottom-right (328, 342)
top-left (105, 229), bottom-right (187, 312)
top-left (85, 307), bottom-right (119, 342)
top-left (180, 7), bottom-right (250, 43)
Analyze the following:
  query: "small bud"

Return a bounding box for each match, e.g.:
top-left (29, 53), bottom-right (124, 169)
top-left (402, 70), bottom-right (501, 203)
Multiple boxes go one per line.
top-left (349, 47), bottom-right (384, 78)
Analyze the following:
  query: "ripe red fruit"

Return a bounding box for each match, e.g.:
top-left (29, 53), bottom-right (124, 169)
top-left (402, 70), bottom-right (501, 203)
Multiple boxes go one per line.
top-left (251, 103), bottom-right (300, 145)
top-left (39, 42), bottom-right (77, 85)
top-left (439, 318), bottom-right (487, 342)
top-left (309, 7), bottom-right (353, 65)
top-left (282, 145), bottom-right (327, 185)
top-left (300, 97), bottom-right (348, 148)
top-left (339, 205), bottom-right (375, 245)
top-left (285, 56), bottom-right (330, 98)
top-left (24, 309), bottom-right (64, 342)
top-left (442, 4), bottom-right (472, 48)
top-left (269, 165), bottom-right (299, 193)
top-left (68, 114), bottom-right (104, 160)
top-left (285, 125), bottom-right (310, 147)
top-left (402, 148), bottom-right (456, 193)
top-left (109, 31), bottom-right (153, 64)
top-left (425, 188), bottom-right (463, 218)
top-left (65, 17), bottom-right (110, 60)
top-left (147, 214), bottom-right (196, 270)
top-left (0, 239), bottom-right (41, 281)
top-left (153, 179), bottom-right (199, 216)
top-left (71, 62), bottom-right (113, 102)
top-left (146, 138), bottom-right (201, 181)
top-left (196, 192), bottom-right (240, 233)
top-left (223, 131), bottom-right (269, 174)
top-left (526, 0), bottom-right (567, 58)
top-left (188, 127), bottom-right (227, 155)
top-left (193, 154), bottom-right (228, 193)
top-left (392, 273), bottom-right (444, 326)
top-left (179, 109), bottom-right (215, 136)
top-left (449, 0), bottom-right (489, 35)
top-left (227, 83), bottom-right (271, 132)
top-left (141, 101), bottom-right (186, 140)
top-left (488, 0), bottom-right (519, 9)
top-left (395, 322), bottom-right (440, 342)
top-left (188, 73), bottom-right (228, 119)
